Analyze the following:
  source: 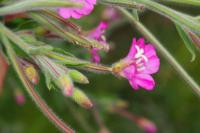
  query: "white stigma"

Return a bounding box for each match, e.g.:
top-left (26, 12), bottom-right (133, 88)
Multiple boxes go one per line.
top-left (134, 45), bottom-right (148, 71)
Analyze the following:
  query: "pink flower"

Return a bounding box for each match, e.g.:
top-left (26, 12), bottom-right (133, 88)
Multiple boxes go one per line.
top-left (58, 0), bottom-right (96, 19)
top-left (113, 38), bottom-right (160, 90)
top-left (88, 21), bottom-right (108, 63)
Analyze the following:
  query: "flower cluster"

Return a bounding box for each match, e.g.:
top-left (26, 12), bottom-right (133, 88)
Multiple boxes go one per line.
top-left (58, 1), bottom-right (160, 90)
top-left (0, 0), bottom-right (163, 132)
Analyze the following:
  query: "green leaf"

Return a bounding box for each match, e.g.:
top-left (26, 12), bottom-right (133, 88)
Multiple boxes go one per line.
top-left (0, 0), bottom-right (81, 16)
top-left (175, 23), bottom-right (196, 61)
top-left (44, 72), bottom-right (54, 91)
top-left (53, 48), bottom-right (75, 57)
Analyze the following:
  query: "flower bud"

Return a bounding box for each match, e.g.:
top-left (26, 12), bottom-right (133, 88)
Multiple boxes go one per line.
top-left (14, 89), bottom-right (25, 105)
top-left (68, 70), bottom-right (89, 84)
top-left (24, 65), bottom-right (39, 85)
top-left (58, 75), bottom-right (74, 96)
top-left (71, 88), bottom-right (93, 109)
top-left (137, 118), bottom-right (157, 133)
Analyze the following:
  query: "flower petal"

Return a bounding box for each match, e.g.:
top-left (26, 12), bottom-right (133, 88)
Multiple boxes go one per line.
top-left (145, 44), bottom-right (157, 58)
top-left (143, 55), bottom-right (160, 74)
top-left (129, 79), bottom-right (139, 90)
top-left (90, 48), bottom-right (100, 63)
top-left (137, 38), bottom-right (145, 48)
top-left (126, 38), bottom-right (137, 59)
top-left (58, 8), bottom-right (72, 19)
top-left (58, 0), bottom-right (95, 19)
top-left (120, 65), bottom-right (136, 79)
top-left (86, 0), bottom-right (96, 5)
top-left (135, 74), bottom-right (155, 90)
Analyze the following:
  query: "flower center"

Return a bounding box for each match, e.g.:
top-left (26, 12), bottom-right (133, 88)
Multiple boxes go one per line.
top-left (134, 45), bottom-right (148, 71)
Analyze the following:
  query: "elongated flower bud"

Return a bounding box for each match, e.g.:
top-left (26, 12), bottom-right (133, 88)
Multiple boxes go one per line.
top-left (68, 70), bottom-right (89, 84)
top-left (58, 75), bottom-right (74, 96)
top-left (24, 65), bottom-right (39, 85)
top-left (71, 88), bottom-right (93, 109)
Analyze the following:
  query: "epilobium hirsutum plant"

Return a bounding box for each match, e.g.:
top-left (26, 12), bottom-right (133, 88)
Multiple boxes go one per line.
top-left (0, 0), bottom-right (199, 132)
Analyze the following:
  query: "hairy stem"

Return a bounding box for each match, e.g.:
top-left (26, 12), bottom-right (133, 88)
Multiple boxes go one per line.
top-left (159, 0), bottom-right (200, 6)
top-left (0, 0), bottom-right (81, 16)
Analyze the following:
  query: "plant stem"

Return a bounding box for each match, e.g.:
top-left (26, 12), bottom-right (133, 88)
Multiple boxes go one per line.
top-left (1, 35), bottom-right (75, 133)
top-left (159, 0), bottom-right (200, 6)
top-left (118, 8), bottom-right (200, 96)
top-left (0, 0), bottom-right (81, 16)
top-left (29, 12), bottom-right (109, 51)
top-left (100, 0), bottom-right (200, 33)
top-left (134, 0), bottom-right (200, 33)
top-left (0, 52), bottom-right (8, 94)
top-left (99, 0), bottom-right (144, 9)
top-left (0, 22), bottom-right (53, 55)
top-left (47, 52), bottom-right (112, 73)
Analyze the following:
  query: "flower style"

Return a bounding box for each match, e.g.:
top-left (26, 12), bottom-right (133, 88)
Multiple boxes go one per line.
top-left (88, 21), bottom-right (108, 63)
top-left (58, 0), bottom-right (96, 19)
top-left (113, 38), bottom-right (160, 90)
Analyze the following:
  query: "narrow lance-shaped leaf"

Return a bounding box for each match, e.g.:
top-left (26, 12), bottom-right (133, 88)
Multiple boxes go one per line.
top-left (47, 52), bottom-right (112, 73)
top-left (0, 0), bottom-right (81, 16)
top-left (100, 0), bottom-right (200, 34)
top-left (29, 12), bottom-right (109, 51)
top-left (162, 0), bottom-right (200, 6)
top-left (0, 23), bottom-right (54, 55)
top-left (99, 0), bottom-right (144, 9)
top-left (175, 23), bottom-right (196, 61)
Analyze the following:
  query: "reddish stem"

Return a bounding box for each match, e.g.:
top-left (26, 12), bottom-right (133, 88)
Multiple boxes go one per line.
top-left (0, 52), bottom-right (8, 94)
top-left (17, 59), bottom-right (75, 133)
top-left (113, 108), bottom-right (139, 123)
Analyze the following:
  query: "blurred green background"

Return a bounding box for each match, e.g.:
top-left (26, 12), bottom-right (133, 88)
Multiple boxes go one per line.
top-left (0, 4), bottom-right (200, 133)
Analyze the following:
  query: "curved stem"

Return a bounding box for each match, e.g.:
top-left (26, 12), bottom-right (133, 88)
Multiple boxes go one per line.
top-left (118, 8), bottom-right (200, 96)
top-left (134, 0), bottom-right (200, 33)
top-left (0, 52), bottom-right (8, 94)
top-left (159, 0), bottom-right (200, 6)
top-left (100, 0), bottom-right (200, 33)
top-left (0, 0), bottom-right (81, 16)
top-left (2, 35), bottom-right (75, 133)
top-left (47, 52), bottom-right (112, 73)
